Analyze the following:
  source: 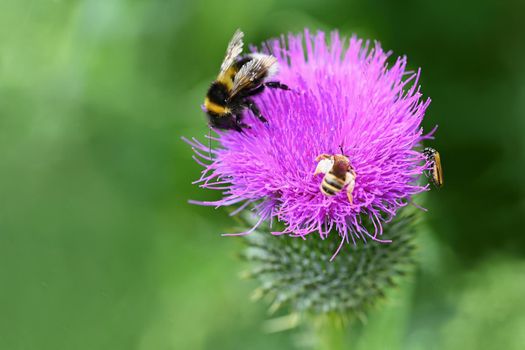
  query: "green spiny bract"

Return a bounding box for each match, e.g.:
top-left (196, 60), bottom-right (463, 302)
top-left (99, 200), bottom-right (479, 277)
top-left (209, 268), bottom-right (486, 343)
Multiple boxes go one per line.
top-left (240, 210), bottom-right (418, 320)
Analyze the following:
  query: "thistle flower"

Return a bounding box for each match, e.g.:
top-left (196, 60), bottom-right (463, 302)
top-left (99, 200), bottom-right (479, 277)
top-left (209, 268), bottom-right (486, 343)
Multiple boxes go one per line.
top-left (186, 29), bottom-right (433, 259)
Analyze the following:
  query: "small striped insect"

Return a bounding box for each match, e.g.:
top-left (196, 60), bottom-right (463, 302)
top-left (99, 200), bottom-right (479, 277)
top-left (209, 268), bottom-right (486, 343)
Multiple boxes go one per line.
top-left (314, 153), bottom-right (357, 204)
top-left (423, 147), bottom-right (444, 188)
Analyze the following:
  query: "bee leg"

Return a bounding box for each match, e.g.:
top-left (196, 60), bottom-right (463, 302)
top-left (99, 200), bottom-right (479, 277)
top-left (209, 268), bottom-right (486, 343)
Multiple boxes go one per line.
top-left (346, 187), bottom-right (354, 205)
top-left (315, 154), bottom-right (332, 162)
top-left (345, 171), bottom-right (356, 204)
top-left (234, 113), bottom-right (251, 131)
top-left (239, 85), bottom-right (265, 98)
top-left (245, 99), bottom-right (268, 123)
top-left (264, 81), bottom-right (290, 90)
top-left (239, 82), bottom-right (290, 99)
top-left (237, 122), bottom-right (251, 131)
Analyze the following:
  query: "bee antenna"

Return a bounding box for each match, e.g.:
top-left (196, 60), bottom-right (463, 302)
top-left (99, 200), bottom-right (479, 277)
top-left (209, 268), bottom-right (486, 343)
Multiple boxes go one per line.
top-left (339, 144), bottom-right (345, 155)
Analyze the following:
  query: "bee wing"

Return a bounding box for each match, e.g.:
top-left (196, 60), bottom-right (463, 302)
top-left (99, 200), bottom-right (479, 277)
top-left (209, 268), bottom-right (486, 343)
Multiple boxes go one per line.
top-left (230, 55), bottom-right (277, 98)
top-left (219, 29), bottom-right (244, 77)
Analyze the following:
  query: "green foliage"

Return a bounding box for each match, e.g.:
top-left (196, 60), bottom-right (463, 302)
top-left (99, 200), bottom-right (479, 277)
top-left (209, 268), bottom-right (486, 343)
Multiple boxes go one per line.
top-left (242, 211), bottom-right (418, 319)
top-left (440, 259), bottom-right (525, 350)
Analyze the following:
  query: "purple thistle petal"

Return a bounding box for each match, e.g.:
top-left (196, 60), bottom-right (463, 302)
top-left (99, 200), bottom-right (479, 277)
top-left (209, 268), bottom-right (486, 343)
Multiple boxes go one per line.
top-left (187, 29), bottom-right (435, 257)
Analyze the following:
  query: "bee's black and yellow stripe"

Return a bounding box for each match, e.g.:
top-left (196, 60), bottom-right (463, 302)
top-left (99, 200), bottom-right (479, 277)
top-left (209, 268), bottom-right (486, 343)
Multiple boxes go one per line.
top-left (204, 67), bottom-right (236, 116)
top-left (320, 173), bottom-right (345, 196)
top-left (204, 82), bottom-right (230, 116)
top-left (204, 58), bottom-right (251, 117)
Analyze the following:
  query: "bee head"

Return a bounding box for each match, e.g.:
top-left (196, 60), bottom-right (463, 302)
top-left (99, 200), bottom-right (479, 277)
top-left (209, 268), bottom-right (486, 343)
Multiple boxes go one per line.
top-left (332, 155), bottom-right (351, 178)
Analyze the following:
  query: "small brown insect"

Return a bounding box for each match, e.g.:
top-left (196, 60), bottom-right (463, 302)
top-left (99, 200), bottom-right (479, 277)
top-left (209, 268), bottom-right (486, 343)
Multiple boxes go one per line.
top-left (314, 153), bottom-right (357, 204)
top-left (423, 147), bottom-right (443, 187)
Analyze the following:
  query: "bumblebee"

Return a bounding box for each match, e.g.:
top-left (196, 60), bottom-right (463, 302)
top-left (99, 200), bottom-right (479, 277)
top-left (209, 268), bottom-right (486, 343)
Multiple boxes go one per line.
top-left (423, 147), bottom-right (444, 187)
top-left (204, 29), bottom-right (290, 131)
top-left (314, 153), bottom-right (357, 204)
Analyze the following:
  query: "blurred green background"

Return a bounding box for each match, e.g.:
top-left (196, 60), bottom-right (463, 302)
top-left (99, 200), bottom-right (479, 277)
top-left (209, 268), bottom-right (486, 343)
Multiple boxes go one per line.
top-left (1, 0), bottom-right (524, 349)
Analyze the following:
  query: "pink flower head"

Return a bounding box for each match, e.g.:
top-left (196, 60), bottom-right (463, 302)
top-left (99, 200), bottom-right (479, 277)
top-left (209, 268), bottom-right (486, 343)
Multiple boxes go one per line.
top-left (185, 29), bottom-right (434, 259)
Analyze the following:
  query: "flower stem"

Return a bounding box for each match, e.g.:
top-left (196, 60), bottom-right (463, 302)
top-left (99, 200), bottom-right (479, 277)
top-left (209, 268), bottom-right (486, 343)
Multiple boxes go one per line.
top-left (315, 317), bottom-right (353, 350)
